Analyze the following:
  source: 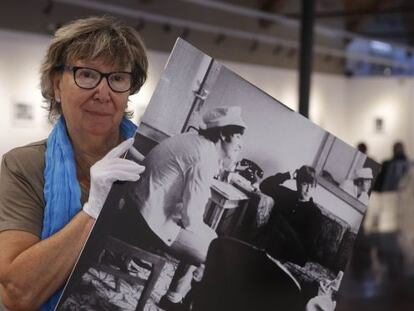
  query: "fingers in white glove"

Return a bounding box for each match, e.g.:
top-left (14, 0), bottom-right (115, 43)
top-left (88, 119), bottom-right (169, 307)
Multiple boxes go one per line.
top-left (129, 146), bottom-right (145, 163)
top-left (104, 137), bottom-right (135, 159)
top-left (307, 295), bottom-right (336, 311)
top-left (83, 201), bottom-right (100, 219)
top-left (83, 138), bottom-right (145, 220)
top-left (91, 158), bottom-right (145, 183)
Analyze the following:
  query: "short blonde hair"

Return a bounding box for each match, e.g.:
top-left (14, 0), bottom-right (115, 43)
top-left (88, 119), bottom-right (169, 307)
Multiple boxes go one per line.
top-left (40, 15), bottom-right (148, 121)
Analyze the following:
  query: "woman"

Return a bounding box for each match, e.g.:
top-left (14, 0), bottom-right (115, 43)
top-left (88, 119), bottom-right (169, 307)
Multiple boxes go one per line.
top-left (0, 16), bottom-right (147, 310)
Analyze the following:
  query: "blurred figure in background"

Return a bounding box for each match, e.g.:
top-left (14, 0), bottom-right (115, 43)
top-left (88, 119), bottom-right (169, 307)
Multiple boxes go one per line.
top-left (395, 153), bottom-right (414, 275)
top-left (370, 141), bottom-right (409, 279)
top-left (373, 141), bottom-right (409, 193)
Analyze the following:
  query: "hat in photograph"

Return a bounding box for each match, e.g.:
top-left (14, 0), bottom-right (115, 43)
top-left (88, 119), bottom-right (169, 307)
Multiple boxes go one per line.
top-left (354, 167), bottom-right (373, 180)
top-left (202, 106), bottom-right (247, 129)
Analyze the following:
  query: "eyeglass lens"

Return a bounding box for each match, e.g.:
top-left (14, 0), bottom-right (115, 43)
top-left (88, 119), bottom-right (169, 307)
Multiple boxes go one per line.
top-left (74, 67), bottom-right (132, 92)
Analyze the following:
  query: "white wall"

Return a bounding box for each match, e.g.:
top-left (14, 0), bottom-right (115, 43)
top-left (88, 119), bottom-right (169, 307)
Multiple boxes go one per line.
top-left (0, 30), bottom-right (51, 156)
top-left (311, 74), bottom-right (348, 140)
top-left (345, 77), bottom-right (414, 162)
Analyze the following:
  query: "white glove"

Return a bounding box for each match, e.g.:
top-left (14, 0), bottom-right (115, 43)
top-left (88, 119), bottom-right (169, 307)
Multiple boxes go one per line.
top-left (83, 138), bottom-right (145, 219)
top-left (305, 295), bottom-right (336, 311)
top-left (318, 271), bottom-right (343, 296)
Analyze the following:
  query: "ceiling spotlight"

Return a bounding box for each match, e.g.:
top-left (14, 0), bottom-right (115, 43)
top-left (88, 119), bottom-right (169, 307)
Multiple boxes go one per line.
top-left (135, 19), bottom-right (145, 32)
top-left (272, 45), bottom-right (282, 55)
top-left (287, 48), bottom-right (296, 58)
top-left (370, 40), bottom-right (392, 54)
top-left (344, 69), bottom-right (354, 77)
top-left (338, 58), bottom-right (346, 66)
top-left (181, 28), bottom-right (190, 40)
top-left (249, 40), bottom-right (259, 52)
top-left (323, 54), bottom-right (332, 62)
top-left (214, 34), bottom-right (226, 45)
top-left (43, 0), bottom-right (54, 16)
top-left (46, 22), bottom-right (61, 35)
top-left (162, 23), bottom-right (172, 33)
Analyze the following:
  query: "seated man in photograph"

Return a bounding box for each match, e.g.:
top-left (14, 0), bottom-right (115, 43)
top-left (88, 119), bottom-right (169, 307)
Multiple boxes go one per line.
top-left (123, 106), bottom-right (246, 310)
top-left (256, 165), bottom-right (322, 266)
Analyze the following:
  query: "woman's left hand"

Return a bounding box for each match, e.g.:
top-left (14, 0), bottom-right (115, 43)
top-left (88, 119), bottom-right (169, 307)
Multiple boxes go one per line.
top-left (83, 138), bottom-right (145, 219)
top-left (306, 295), bottom-right (336, 311)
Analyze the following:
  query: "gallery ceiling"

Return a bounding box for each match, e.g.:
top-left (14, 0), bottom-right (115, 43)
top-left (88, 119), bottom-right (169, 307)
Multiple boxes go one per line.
top-left (1, 0), bottom-right (413, 76)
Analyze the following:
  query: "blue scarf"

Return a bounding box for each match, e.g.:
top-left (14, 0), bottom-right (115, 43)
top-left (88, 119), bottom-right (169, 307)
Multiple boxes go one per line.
top-left (41, 116), bottom-right (137, 311)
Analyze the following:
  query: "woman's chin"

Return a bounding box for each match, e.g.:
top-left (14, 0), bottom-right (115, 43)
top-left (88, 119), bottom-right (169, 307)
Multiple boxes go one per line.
top-left (83, 123), bottom-right (115, 137)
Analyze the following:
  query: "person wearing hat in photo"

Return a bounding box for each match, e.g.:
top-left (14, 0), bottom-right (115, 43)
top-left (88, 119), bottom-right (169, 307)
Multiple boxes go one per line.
top-left (123, 106), bottom-right (246, 310)
top-left (340, 167), bottom-right (373, 205)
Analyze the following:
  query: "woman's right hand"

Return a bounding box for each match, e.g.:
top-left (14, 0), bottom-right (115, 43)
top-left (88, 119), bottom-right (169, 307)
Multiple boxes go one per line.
top-left (83, 138), bottom-right (145, 219)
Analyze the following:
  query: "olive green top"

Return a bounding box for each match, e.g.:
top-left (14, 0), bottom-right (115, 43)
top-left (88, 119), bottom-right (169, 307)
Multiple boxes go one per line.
top-left (0, 140), bottom-right (88, 237)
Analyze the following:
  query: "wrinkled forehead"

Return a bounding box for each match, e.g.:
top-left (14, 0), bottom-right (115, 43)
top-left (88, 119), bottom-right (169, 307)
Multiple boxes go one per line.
top-left (66, 54), bottom-right (131, 71)
top-left (63, 38), bottom-right (132, 70)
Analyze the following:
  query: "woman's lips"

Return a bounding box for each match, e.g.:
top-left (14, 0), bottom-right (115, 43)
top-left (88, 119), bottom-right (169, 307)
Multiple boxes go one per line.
top-left (85, 110), bottom-right (112, 117)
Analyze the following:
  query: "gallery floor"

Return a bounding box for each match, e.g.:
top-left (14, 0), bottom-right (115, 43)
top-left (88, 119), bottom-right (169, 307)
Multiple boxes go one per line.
top-left (336, 247), bottom-right (414, 311)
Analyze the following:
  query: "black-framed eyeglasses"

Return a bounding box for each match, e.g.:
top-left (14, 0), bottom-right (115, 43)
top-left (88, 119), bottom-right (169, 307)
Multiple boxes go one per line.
top-left (61, 65), bottom-right (134, 93)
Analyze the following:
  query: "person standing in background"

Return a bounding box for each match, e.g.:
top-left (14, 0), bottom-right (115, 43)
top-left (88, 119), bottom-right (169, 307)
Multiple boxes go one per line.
top-left (371, 141), bottom-right (409, 279)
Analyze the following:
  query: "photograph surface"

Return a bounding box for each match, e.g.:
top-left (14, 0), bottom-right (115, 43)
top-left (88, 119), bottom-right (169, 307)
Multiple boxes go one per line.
top-left (56, 39), bottom-right (380, 311)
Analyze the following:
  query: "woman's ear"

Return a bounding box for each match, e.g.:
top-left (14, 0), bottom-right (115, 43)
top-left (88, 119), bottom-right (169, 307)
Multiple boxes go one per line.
top-left (52, 72), bottom-right (62, 102)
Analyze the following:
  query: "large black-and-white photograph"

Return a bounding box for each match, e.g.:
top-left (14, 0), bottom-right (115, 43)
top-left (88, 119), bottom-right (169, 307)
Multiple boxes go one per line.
top-left (56, 39), bottom-right (380, 311)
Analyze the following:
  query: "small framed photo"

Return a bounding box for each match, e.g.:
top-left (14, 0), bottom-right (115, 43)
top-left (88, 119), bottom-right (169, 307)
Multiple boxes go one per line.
top-left (12, 101), bottom-right (34, 126)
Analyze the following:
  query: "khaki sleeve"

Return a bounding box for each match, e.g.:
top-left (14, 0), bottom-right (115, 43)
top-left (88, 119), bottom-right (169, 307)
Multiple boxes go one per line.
top-left (0, 151), bottom-right (44, 237)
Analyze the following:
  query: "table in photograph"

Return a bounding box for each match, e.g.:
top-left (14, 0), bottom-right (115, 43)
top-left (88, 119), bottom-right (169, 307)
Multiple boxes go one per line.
top-left (205, 179), bottom-right (249, 231)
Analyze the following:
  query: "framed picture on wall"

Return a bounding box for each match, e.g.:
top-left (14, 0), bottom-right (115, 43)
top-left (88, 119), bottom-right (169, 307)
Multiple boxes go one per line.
top-left (11, 101), bottom-right (34, 126)
top-left (56, 39), bottom-right (380, 311)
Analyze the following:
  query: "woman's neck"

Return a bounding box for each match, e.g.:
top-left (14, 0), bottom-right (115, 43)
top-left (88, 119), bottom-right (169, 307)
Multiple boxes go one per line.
top-left (70, 126), bottom-right (121, 160)
top-left (70, 130), bottom-right (121, 190)
top-left (74, 137), bottom-right (119, 162)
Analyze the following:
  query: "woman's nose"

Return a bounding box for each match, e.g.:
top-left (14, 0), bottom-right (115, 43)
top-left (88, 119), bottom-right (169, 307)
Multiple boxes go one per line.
top-left (93, 77), bottom-right (111, 102)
